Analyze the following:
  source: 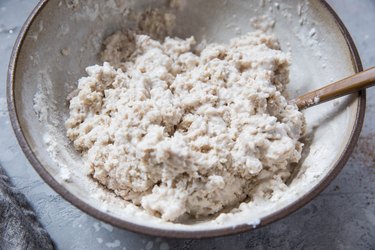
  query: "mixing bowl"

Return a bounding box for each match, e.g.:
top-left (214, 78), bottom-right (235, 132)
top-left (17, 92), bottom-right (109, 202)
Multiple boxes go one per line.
top-left (7, 0), bottom-right (365, 238)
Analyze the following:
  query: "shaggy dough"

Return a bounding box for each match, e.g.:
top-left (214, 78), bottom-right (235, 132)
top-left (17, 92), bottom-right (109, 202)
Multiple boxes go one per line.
top-left (66, 31), bottom-right (305, 222)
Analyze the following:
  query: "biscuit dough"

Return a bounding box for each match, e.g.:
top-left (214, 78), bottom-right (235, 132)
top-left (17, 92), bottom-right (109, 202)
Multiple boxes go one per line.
top-left (65, 31), bottom-right (305, 222)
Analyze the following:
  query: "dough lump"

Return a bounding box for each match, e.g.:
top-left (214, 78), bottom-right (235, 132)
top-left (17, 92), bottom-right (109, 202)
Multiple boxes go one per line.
top-left (66, 31), bottom-right (305, 222)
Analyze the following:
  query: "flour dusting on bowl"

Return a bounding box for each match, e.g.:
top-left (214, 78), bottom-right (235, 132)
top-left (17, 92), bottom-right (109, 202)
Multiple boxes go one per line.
top-left (23, 0), bottom-right (362, 235)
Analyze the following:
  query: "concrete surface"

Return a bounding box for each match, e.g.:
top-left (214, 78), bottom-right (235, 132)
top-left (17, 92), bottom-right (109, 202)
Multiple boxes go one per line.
top-left (0, 0), bottom-right (374, 249)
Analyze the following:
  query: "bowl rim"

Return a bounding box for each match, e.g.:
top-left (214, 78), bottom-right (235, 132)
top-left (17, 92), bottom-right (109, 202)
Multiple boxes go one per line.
top-left (7, 0), bottom-right (365, 239)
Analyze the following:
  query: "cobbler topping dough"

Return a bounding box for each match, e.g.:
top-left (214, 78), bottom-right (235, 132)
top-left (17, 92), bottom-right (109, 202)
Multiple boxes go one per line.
top-left (65, 31), bottom-right (305, 222)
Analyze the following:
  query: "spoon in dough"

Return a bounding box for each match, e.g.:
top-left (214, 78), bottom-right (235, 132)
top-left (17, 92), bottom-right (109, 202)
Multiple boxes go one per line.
top-left (291, 66), bottom-right (375, 110)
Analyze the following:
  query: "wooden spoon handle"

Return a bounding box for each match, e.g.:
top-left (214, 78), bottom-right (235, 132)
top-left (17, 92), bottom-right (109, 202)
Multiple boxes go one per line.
top-left (293, 66), bottom-right (375, 110)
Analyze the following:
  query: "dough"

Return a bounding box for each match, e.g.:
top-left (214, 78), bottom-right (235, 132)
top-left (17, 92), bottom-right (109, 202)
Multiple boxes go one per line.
top-left (65, 31), bottom-right (305, 222)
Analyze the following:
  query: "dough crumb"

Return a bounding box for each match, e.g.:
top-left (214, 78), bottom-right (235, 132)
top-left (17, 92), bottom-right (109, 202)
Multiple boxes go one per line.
top-left (66, 31), bottom-right (305, 222)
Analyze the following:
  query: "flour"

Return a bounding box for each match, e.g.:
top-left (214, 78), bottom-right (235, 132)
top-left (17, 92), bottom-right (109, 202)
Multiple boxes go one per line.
top-left (168, 0), bottom-right (186, 10)
top-left (65, 30), bottom-right (305, 222)
top-left (0, 98), bottom-right (8, 118)
top-left (250, 15), bottom-right (276, 32)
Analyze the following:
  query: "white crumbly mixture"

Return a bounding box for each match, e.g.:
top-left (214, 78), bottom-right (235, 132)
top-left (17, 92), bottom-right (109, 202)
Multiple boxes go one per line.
top-left (65, 30), bottom-right (305, 222)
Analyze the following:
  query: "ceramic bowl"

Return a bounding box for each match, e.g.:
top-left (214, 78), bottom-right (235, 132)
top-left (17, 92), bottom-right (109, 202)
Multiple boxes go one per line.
top-left (7, 0), bottom-right (365, 238)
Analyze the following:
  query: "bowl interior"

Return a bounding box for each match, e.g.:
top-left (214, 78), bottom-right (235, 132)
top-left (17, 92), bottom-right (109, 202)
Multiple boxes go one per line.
top-left (11, 0), bottom-right (361, 234)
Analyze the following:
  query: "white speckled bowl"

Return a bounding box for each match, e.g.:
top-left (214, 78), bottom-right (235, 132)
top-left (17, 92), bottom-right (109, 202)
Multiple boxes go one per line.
top-left (7, 0), bottom-right (365, 238)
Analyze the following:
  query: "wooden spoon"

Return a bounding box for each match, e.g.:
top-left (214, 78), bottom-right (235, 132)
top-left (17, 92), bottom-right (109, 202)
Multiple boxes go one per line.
top-left (292, 66), bottom-right (375, 110)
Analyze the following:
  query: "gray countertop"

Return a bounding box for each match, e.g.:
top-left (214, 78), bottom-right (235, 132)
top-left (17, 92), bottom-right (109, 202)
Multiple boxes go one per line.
top-left (1, 0), bottom-right (375, 249)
